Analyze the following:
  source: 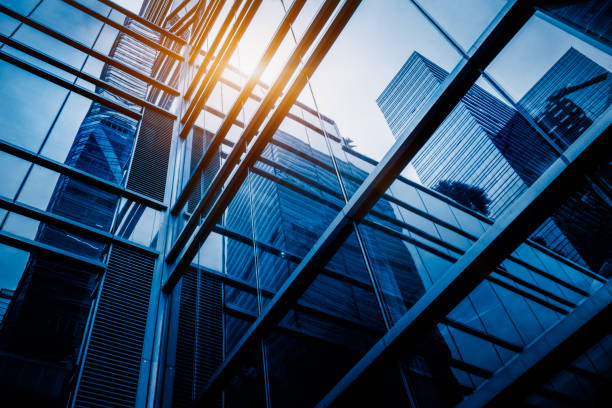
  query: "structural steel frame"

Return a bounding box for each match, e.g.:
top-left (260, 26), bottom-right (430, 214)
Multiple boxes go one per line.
top-left (166, 0), bottom-right (342, 265)
top-left (315, 108), bottom-right (611, 406)
top-left (1, 0), bottom-right (610, 406)
top-left (458, 278), bottom-right (612, 407)
top-left (166, 1), bottom-right (612, 405)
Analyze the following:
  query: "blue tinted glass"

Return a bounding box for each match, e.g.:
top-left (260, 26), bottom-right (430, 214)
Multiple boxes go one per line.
top-left (0, 60), bottom-right (68, 151)
top-left (0, 152), bottom-right (29, 199)
top-left (31, 0), bottom-right (104, 47)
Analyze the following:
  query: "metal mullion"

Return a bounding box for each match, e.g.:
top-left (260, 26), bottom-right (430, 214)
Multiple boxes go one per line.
top-left (184, 2), bottom-right (362, 406)
top-left (0, 139), bottom-right (166, 211)
top-left (0, 5), bottom-right (179, 95)
top-left (164, 0), bottom-right (191, 26)
top-left (168, 1), bottom-right (198, 33)
top-left (485, 277), bottom-right (569, 316)
top-left (186, 0), bottom-right (221, 50)
top-left (442, 317), bottom-right (523, 354)
top-left (181, 0), bottom-right (259, 130)
top-left (534, 8), bottom-right (612, 56)
top-left (382, 193), bottom-right (479, 241)
top-left (211, 224), bottom-right (374, 293)
top-left (167, 0), bottom-right (340, 264)
top-left (170, 0), bottom-right (308, 214)
top-left (188, 0), bottom-right (227, 64)
top-left (0, 195), bottom-right (159, 257)
top-left (506, 256), bottom-right (592, 298)
top-left (0, 50), bottom-right (142, 120)
top-left (96, 0), bottom-right (186, 44)
top-left (61, 0), bottom-right (184, 61)
top-left (315, 107), bottom-right (611, 407)
top-left (488, 272), bottom-right (575, 312)
top-left (191, 0), bottom-right (219, 37)
top-left (143, 0), bottom-right (164, 25)
top-left (526, 239), bottom-right (604, 283)
top-left (0, 230), bottom-right (106, 271)
top-left (458, 279), bottom-right (612, 408)
top-left (0, 34), bottom-right (176, 119)
top-left (360, 218), bottom-right (457, 263)
top-left (367, 209), bottom-right (465, 255)
top-left (188, 1), bottom-right (541, 399)
top-left (257, 156), bottom-right (345, 201)
top-left (184, 0), bottom-right (243, 99)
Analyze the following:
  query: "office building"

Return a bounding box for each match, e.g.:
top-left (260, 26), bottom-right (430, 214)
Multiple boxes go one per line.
top-left (378, 48), bottom-right (611, 273)
top-left (0, 1), bottom-right (610, 407)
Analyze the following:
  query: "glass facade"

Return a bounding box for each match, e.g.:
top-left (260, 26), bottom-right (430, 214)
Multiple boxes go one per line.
top-left (378, 48), bottom-right (611, 272)
top-left (0, 1), bottom-right (610, 407)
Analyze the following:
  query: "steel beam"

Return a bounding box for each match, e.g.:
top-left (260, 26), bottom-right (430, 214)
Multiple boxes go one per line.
top-left (0, 50), bottom-right (142, 120)
top-left (188, 0), bottom-right (226, 63)
top-left (0, 139), bottom-right (167, 211)
top-left (0, 34), bottom-right (176, 119)
top-left (458, 278), bottom-right (612, 408)
top-left (181, 0), bottom-right (261, 135)
top-left (0, 230), bottom-right (106, 271)
top-left (315, 108), bottom-right (611, 407)
top-left (167, 0), bottom-right (339, 259)
top-left (175, 1), bottom-right (535, 404)
top-left (169, 0), bottom-right (307, 214)
top-left (163, 0), bottom-right (190, 26)
top-left (0, 5), bottom-right (179, 95)
top-left (62, 0), bottom-right (184, 60)
top-left (0, 195), bottom-right (159, 257)
top-left (167, 0), bottom-right (198, 33)
top-left (184, 0), bottom-right (243, 99)
top-left (96, 0), bottom-right (186, 44)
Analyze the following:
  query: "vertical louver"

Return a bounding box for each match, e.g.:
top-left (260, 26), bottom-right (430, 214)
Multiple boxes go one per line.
top-left (173, 270), bottom-right (223, 408)
top-left (187, 128), bottom-right (205, 213)
top-left (127, 108), bottom-right (174, 202)
top-left (74, 245), bottom-right (155, 407)
top-left (187, 128), bottom-right (221, 214)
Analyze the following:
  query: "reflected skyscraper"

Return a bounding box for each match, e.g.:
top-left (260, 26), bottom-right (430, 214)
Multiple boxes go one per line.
top-left (0, 18), bottom-right (157, 405)
top-left (378, 48), bottom-right (612, 272)
top-left (0, 1), bottom-right (610, 407)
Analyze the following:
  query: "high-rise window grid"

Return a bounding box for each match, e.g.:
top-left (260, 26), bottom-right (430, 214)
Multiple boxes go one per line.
top-left (0, 1), bottom-right (609, 407)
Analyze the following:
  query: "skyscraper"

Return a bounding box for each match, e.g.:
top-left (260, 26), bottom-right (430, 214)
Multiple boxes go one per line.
top-left (378, 48), bottom-right (611, 272)
top-left (0, 1), bottom-right (610, 407)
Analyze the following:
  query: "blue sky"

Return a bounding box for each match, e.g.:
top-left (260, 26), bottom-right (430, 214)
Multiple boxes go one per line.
top-left (307, 0), bottom-right (612, 160)
top-left (118, 0), bottom-right (612, 161)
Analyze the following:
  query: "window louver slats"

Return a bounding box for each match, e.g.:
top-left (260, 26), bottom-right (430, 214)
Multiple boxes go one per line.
top-left (74, 245), bottom-right (155, 407)
top-left (172, 271), bottom-right (223, 408)
top-left (126, 108), bottom-right (173, 202)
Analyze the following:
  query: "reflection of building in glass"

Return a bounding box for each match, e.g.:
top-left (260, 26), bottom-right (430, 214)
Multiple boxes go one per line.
top-left (541, 0), bottom-right (612, 44)
top-left (170, 129), bottom-right (463, 407)
top-left (519, 48), bottom-right (612, 275)
top-left (377, 52), bottom-right (534, 217)
top-left (378, 49), bottom-right (611, 271)
top-left (0, 19), bottom-right (157, 405)
top-left (0, 1), bottom-right (610, 407)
